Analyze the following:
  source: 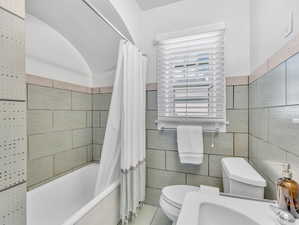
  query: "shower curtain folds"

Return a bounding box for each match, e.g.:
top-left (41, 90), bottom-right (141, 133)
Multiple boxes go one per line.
top-left (94, 40), bottom-right (147, 224)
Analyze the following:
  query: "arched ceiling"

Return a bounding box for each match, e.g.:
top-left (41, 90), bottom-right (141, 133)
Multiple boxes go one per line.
top-left (26, 0), bottom-right (133, 81)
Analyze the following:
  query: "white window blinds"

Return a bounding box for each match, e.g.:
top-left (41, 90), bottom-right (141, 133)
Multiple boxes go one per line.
top-left (157, 24), bottom-right (226, 131)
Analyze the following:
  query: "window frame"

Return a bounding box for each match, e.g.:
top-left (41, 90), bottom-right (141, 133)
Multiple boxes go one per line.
top-left (156, 23), bottom-right (226, 131)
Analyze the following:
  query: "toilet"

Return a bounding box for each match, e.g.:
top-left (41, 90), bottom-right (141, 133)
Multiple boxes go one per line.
top-left (159, 157), bottom-right (267, 224)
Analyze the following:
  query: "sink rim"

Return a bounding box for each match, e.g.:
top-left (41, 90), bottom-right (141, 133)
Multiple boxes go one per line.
top-left (198, 201), bottom-right (262, 225)
top-left (176, 190), bottom-right (277, 225)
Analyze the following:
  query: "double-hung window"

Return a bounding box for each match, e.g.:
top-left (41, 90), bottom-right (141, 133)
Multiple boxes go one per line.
top-left (156, 23), bottom-right (226, 131)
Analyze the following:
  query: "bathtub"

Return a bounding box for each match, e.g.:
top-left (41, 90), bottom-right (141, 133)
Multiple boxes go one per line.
top-left (27, 163), bottom-right (121, 225)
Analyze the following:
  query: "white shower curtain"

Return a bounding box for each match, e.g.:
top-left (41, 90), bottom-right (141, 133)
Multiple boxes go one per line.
top-left (94, 40), bottom-right (147, 224)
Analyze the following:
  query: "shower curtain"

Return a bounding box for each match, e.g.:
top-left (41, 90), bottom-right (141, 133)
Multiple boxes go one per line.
top-left (94, 40), bottom-right (147, 224)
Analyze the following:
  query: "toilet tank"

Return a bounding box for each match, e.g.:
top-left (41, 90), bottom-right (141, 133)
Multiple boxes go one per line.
top-left (221, 158), bottom-right (266, 199)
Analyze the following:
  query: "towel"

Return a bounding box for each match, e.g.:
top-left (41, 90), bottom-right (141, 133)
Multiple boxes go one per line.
top-left (177, 126), bottom-right (204, 165)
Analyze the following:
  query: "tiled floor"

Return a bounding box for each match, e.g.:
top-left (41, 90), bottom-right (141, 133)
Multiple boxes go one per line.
top-left (128, 205), bottom-right (172, 225)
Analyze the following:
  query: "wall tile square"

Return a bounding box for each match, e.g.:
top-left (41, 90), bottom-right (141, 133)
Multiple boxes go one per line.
top-left (147, 149), bottom-right (165, 170)
top-left (166, 151), bottom-right (208, 175)
top-left (249, 108), bottom-right (268, 140)
top-left (100, 111), bottom-right (108, 128)
top-left (92, 111), bottom-right (101, 128)
top-left (234, 85), bottom-right (248, 109)
top-left (147, 130), bottom-right (177, 151)
top-left (234, 133), bottom-right (248, 157)
top-left (28, 156), bottom-right (53, 186)
top-left (147, 91), bottom-right (157, 111)
top-left (249, 135), bottom-right (262, 163)
top-left (286, 53), bottom-right (299, 105)
top-left (28, 131), bottom-right (72, 160)
top-left (28, 85), bottom-right (71, 110)
top-left (72, 128), bottom-right (92, 148)
top-left (93, 128), bottom-right (106, 145)
top-left (53, 111), bottom-right (86, 130)
top-left (27, 110), bottom-right (52, 135)
top-left (87, 145), bottom-right (93, 161)
top-left (203, 133), bottom-right (233, 156)
top-left (146, 110), bottom-right (157, 130)
top-left (256, 63), bottom-right (286, 107)
top-left (86, 111), bottom-right (92, 128)
top-left (227, 109), bottom-right (248, 133)
top-left (186, 174), bottom-right (222, 189)
top-left (93, 93), bottom-right (111, 110)
top-left (93, 144), bottom-right (102, 161)
top-left (147, 169), bottom-right (185, 189)
top-left (208, 155), bottom-right (226, 177)
top-left (249, 136), bottom-right (286, 183)
top-left (54, 147), bottom-right (88, 175)
top-left (268, 106), bottom-right (299, 155)
top-left (226, 86), bottom-right (233, 109)
top-left (249, 82), bottom-right (257, 108)
top-left (71, 92), bottom-right (92, 110)
top-left (145, 187), bottom-right (161, 206)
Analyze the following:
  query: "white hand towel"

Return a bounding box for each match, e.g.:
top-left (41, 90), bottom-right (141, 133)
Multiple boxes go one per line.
top-left (177, 126), bottom-right (203, 165)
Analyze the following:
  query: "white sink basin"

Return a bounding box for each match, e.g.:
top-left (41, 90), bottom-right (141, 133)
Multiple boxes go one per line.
top-left (176, 187), bottom-right (282, 225)
top-left (198, 202), bottom-right (260, 225)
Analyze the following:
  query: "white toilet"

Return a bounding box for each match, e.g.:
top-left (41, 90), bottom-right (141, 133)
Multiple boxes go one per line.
top-left (159, 157), bottom-right (267, 224)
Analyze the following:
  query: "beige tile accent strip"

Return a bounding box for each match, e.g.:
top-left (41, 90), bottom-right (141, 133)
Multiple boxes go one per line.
top-left (26, 74), bottom-right (92, 93)
top-left (225, 76), bottom-right (249, 86)
top-left (250, 33), bottom-right (299, 83)
top-left (26, 74), bottom-right (53, 87)
top-left (92, 83), bottom-right (158, 93)
top-left (99, 86), bottom-right (113, 93)
top-left (92, 88), bottom-right (101, 94)
top-left (268, 34), bottom-right (299, 72)
top-left (53, 80), bottom-right (92, 93)
top-left (27, 74), bottom-right (249, 94)
top-left (249, 62), bottom-right (269, 83)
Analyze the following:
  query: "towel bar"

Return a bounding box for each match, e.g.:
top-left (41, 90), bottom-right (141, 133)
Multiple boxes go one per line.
top-left (154, 120), bottom-right (229, 133)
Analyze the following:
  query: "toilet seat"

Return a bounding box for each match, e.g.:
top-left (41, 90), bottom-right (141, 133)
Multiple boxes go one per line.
top-left (160, 185), bottom-right (201, 223)
top-left (161, 185), bottom-right (201, 208)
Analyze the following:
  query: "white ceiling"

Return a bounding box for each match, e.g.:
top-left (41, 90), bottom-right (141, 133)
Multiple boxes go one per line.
top-left (26, 0), bottom-right (133, 79)
top-left (136, 0), bottom-right (183, 10)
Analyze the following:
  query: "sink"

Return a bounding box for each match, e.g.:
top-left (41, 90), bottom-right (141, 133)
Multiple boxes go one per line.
top-left (176, 187), bottom-right (281, 225)
top-left (198, 202), bottom-right (260, 225)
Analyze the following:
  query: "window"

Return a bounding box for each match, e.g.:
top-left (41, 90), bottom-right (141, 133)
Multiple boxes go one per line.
top-left (156, 23), bottom-right (226, 131)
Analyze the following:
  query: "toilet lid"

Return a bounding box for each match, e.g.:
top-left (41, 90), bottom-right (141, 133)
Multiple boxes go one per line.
top-left (222, 157), bottom-right (266, 187)
top-left (161, 185), bottom-right (200, 208)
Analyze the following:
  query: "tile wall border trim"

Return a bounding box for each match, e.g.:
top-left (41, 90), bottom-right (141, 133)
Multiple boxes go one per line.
top-left (26, 74), bottom-right (93, 94)
top-left (26, 74), bottom-right (249, 94)
top-left (250, 33), bottom-right (299, 83)
top-left (225, 75), bottom-right (249, 86)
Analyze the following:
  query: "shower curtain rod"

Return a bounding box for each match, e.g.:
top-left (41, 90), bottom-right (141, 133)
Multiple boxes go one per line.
top-left (81, 0), bottom-right (130, 42)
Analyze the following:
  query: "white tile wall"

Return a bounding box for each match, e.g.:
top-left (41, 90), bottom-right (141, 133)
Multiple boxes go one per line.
top-left (0, 183), bottom-right (26, 225)
top-left (0, 5), bottom-right (26, 224)
top-left (0, 101), bottom-right (26, 190)
top-left (0, 9), bottom-right (25, 100)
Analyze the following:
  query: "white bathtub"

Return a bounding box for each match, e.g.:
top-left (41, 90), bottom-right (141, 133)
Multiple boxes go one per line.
top-left (27, 163), bottom-right (120, 225)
